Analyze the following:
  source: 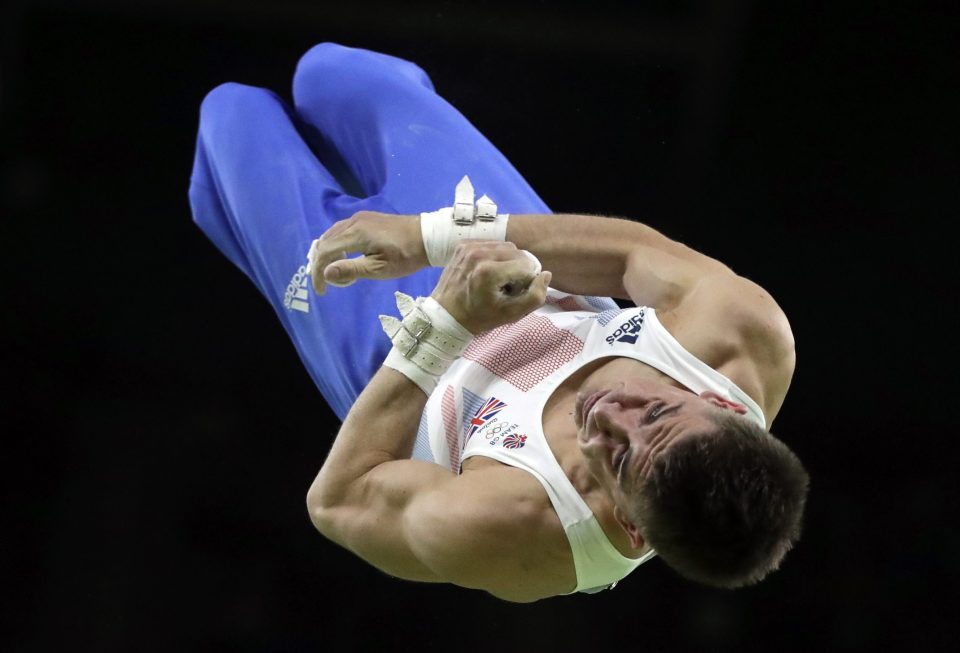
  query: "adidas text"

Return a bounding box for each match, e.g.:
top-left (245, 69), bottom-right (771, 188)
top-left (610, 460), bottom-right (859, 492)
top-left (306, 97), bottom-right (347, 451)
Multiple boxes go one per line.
top-left (606, 312), bottom-right (645, 345)
top-left (283, 265), bottom-right (310, 313)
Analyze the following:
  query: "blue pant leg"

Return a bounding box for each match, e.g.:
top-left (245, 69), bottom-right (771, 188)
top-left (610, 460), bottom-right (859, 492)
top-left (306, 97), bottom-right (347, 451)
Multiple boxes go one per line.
top-left (291, 43), bottom-right (619, 314)
top-left (190, 48), bottom-right (618, 422)
top-left (189, 83), bottom-right (412, 420)
top-left (291, 43), bottom-right (554, 217)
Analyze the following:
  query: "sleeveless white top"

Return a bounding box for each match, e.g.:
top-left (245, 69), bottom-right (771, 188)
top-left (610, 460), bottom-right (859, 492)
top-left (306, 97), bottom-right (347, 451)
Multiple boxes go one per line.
top-left (411, 290), bottom-right (766, 594)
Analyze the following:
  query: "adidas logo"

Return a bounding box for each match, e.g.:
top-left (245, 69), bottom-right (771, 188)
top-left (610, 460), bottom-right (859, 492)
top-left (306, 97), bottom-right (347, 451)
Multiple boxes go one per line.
top-left (605, 310), bottom-right (645, 345)
top-left (283, 265), bottom-right (310, 313)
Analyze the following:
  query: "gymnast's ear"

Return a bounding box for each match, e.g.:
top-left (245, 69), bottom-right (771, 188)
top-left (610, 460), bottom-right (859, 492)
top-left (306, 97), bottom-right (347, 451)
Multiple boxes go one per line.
top-left (699, 390), bottom-right (748, 414)
top-left (614, 505), bottom-right (646, 550)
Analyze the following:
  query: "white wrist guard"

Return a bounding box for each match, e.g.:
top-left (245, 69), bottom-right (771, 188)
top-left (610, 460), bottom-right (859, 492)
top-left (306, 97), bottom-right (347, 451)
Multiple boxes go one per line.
top-left (379, 292), bottom-right (474, 395)
top-left (420, 175), bottom-right (510, 267)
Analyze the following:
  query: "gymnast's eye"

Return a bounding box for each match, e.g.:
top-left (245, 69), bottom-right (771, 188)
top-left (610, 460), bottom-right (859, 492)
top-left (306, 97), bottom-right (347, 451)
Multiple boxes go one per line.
top-left (615, 447), bottom-right (633, 485)
top-left (645, 402), bottom-right (665, 423)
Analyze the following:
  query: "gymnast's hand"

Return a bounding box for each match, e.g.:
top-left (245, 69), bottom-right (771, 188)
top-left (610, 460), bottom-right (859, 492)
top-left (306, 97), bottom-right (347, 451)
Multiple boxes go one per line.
top-left (307, 211), bottom-right (428, 294)
top-left (430, 240), bottom-right (552, 333)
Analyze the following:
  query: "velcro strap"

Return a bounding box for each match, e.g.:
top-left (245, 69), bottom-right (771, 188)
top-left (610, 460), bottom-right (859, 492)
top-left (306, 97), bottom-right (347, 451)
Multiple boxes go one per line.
top-left (378, 293), bottom-right (474, 394)
top-left (383, 348), bottom-right (438, 396)
top-left (420, 175), bottom-right (510, 266)
top-left (390, 326), bottom-right (457, 375)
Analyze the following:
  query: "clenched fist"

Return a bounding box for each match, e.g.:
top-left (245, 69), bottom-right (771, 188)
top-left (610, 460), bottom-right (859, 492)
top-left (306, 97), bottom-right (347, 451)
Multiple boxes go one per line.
top-left (430, 240), bottom-right (552, 334)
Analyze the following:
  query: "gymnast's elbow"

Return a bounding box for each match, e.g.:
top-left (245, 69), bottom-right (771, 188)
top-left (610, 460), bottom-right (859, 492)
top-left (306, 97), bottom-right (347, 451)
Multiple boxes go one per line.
top-left (305, 475), bottom-right (343, 541)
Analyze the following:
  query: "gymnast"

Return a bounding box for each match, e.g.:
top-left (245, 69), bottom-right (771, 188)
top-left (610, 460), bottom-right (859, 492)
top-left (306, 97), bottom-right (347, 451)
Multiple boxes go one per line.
top-left (188, 42), bottom-right (809, 602)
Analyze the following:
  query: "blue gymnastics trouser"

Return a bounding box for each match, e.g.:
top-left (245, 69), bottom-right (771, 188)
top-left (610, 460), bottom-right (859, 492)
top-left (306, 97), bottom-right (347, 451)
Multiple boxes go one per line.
top-left (188, 42), bottom-right (615, 422)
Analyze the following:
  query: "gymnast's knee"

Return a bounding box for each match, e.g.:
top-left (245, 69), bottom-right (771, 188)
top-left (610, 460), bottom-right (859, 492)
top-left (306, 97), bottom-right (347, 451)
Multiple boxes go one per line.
top-left (292, 42), bottom-right (434, 108)
top-left (198, 82), bottom-right (283, 139)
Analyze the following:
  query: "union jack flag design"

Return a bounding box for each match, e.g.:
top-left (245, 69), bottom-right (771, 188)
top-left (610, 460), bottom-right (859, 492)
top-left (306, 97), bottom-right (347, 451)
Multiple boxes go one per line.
top-left (466, 396), bottom-right (507, 442)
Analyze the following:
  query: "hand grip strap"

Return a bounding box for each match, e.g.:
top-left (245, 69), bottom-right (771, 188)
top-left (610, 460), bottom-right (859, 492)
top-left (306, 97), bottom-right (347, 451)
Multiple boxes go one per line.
top-left (420, 175), bottom-right (510, 267)
top-left (379, 293), bottom-right (473, 395)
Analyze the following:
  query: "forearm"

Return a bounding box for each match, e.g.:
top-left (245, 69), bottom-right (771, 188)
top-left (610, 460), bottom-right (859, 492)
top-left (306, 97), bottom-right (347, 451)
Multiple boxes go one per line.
top-left (506, 214), bottom-right (649, 299)
top-left (507, 213), bottom-right (728, 307)
top-left (310, 366), bottom-right (427, 510)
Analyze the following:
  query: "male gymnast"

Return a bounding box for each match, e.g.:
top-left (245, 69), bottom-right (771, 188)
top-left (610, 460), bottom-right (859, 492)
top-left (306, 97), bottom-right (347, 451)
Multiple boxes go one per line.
top-left (189, 42), bottom-right (808, 602)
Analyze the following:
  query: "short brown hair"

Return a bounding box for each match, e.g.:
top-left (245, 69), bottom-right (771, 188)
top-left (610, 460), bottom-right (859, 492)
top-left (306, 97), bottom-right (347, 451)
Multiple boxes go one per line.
top-left (631, 412), bottom-right (809, 588)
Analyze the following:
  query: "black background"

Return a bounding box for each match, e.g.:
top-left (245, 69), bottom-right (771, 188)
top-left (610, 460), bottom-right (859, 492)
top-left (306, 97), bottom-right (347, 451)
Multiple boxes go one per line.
top-left (3, 1), bottom-right (957, 651)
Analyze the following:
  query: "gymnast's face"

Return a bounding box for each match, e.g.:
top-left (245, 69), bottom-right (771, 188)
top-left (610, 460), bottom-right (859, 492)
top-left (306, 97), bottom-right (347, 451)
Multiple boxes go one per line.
top-left (575, 379), bottom-right (748, 500)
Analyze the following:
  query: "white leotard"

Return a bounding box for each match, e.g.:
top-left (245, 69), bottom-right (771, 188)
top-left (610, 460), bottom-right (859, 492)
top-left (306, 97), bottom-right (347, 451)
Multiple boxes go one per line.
top-left (411, 290), bottom-right (765, 593)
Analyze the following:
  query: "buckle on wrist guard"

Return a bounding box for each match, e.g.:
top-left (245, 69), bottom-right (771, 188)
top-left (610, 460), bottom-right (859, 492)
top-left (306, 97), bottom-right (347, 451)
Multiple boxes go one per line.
top-left (402, 317), bottom-right (432, 358)
top-left (452, 175), bottom-right (498, 225)
top-left (379, 293), bottom-right (473, 375)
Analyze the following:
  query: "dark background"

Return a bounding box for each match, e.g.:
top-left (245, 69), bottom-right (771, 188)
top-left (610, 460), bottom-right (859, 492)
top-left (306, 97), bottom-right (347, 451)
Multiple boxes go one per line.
top-left (3, 0), bottom-right (957, 651)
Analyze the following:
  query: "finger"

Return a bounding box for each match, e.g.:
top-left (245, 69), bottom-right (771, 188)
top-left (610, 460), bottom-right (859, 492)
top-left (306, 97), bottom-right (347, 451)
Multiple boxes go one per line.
top-left (490, 251), bottom-right (544, 297)
top-left (323, 255), bottom-right (381, 287)
top-left (309, 240), bottom-right (348, 294)
top-left (537, 270), bottom-right (553, 297)
top-left (492, 269), bottom-right (551, 327)
top-left (309, 230), bottom-right (363, 294)
top-left (318, 218), bottom-right (352, 241)
top-left (513, 270), bottom-right (552, 313)
top-left (520, 250), bottom-right (542, 275)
